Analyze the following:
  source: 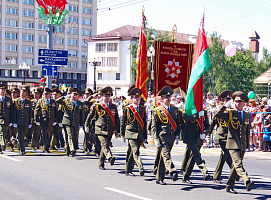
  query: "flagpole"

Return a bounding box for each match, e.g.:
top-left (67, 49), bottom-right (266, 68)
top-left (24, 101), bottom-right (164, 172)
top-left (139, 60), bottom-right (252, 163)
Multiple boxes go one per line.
top-left (200, 12), bottom-right (205, 135)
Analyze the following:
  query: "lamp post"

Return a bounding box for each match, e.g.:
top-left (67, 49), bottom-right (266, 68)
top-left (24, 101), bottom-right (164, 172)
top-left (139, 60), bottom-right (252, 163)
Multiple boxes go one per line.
top-left (148, 45), bottom-right (155, 94)
top-left (89, 60), bottom-right (101, 91)
top-left (19, 62), bottom-right (30, 85)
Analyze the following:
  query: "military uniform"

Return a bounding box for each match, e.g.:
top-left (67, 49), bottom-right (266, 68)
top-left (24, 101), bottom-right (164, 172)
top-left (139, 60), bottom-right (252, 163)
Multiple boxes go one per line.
top-left (56, 88), bottom-right (84, 157)
top-left (13, 86), bottom-right (32, 154)
top-left (0, 84), bottom-right (13, 153)
top-left (214, 91), bottom-right (254, 193)
top-left (151, 86), bottom-right (181, 184)
top-left (34, 88), bottom-right (58, 152)
top-left (120, 88), bottom-right (147, 176)
top-left (85, 86), bottom-right (120, 169)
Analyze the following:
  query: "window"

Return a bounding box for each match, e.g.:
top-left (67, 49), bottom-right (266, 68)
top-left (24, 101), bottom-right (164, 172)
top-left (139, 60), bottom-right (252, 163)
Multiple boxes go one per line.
top-left (68, 16), bottom-right (78, 23)
top-left (12, 70), bottom-right (16, 77)
top-left (96, 43), bottom-right (106, 52)
top-left (7, 0), bottom-right (18, 2)
top-left (23, 22), bottom-right (34, 28)
top-left (67, 73), bottom-right (71, 79)
top-left (82, 29), bottom-right (91, 36)
top-left (5, 57), bottom-right (17, 64)
top-left (22, 58), bottom-right (34, 65)
top-left (82, 40), bottom-right (87, 47)
top-left (22, 34), bottom-right (34, 41)
top-left (32, 71), bottom-right (38, 78)
top-left (68, 28), bottom-right (78, 34)
top-left (101, 57), bottom-right (106, 66)
top-left (68, 62), bottom-right (78, 68)
top-left (107, 43), bottom-right (118, 51)
top-left (5, 32), bottom-right (18, 40)
top-left (73, 84), bottom-right (77, 88)
top-left (68, 5), bottom-right (78, 12)
top-left (68, 38), bottom-right (78, 46)
top-left (67, 84), bottom-right (72, 87)
top-left (58, 72), bottom-right (63, 79)
top-left (38, 24), bottom-right (47, 30)
top-left (82, 8), bottom-right (91, 14)
top-left (81, 63), bottom-right (87, 69)
top-left (73, 73), bottom-right (77, 79)
top-left (82, 18), bottom-right (91, 25)
top-left (38, 35), bottom-right (47, 43)
top-left (81, 74), bottom-right (86, 80)
top-left (68, 50), bottom-right (77, 57)
top-left (83, 0), bottom-right (91, 2)
top-left (6, 20), bottom-right (18, 27)
top-left (81, 51), bottom-right (87, 58)
top-left (22, 46), bottom-right (34, 53)
top-left (98, 73), bottom-right (102, 80)
top-left (23, 9), bottom-right (34, 17)
top-left (116, 73), bottom-right (120, 80)
top-left (54, 38), bottom-right (64, 44)
top-left (5, 70), bottom-right (10, 77)
top-left (107, 57), bottom-right (118, 66)
top-left (23, 0), bottom-right (34, 4)
top-left (55, 26), bottom-right (64, 32)
top-left (81, 84), bottom-right (86, 90)
top-left (5, 44), bottom-right (17, 52)
top-left (6, 7), bottom-right (18, 15)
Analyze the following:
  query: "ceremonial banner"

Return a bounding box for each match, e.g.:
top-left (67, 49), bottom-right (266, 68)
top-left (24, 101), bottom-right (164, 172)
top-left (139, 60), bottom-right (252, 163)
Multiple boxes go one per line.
top-left (185, 16), bottom-right (211, 116)
top-left (135, 13), bottom-right (148, 101)
top-left (154, 41), bottom-right (194, 95)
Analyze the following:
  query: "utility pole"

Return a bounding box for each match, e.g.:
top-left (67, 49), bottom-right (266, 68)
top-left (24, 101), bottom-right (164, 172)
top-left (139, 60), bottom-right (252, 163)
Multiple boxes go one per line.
top-left (46, 24), bottom-right (53, 89)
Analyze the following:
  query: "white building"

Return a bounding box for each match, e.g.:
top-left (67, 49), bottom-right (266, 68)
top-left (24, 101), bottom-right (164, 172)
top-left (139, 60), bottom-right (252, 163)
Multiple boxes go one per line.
top-left (86, 25), bottom-right (139, 96)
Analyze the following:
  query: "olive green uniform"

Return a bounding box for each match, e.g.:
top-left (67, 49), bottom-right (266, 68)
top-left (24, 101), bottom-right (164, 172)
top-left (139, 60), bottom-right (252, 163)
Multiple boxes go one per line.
top-left (120, 104), bottom-right (147, 173)
top-left (50, 104), bottom-right (65, 149)
top-left (0, 96), bottom-right (13, 152)
top-left (214, 106), bottom-right (251, 190)
top-left (85, 102), bottom-right (120, 168)
top-left (30, 99), bottom-right (41, 149)
top-left (151, 105), bottom-right (181, 182)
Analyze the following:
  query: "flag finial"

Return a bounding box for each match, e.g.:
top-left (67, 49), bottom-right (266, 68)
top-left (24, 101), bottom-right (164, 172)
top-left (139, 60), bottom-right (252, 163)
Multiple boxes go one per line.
top-left (142, 5), bottom-right (145, 15)
top-left (172, 24), bottom-right (177, 42)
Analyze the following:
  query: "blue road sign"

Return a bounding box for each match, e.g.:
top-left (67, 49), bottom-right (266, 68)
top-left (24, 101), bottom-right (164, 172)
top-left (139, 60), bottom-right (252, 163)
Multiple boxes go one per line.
top-left (38, 49), bottom-right (68, 58)
top-left (38, 57), bottom-right (68, 65)
top-left (42, 66), bottom-right (58, 76)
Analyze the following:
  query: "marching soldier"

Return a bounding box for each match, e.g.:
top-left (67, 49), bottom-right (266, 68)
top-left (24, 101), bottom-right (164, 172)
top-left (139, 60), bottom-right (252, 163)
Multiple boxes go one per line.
top-left (0, 84), bottom-right (13, 154)
top-left (56, 88), bottom-right (84, 157)
top-left (30, 87), bottom-right (42, 150)
top-left (13, 85), bottom-right (32, 155)
top-left (214, 91), bottom-right (254, 193)
top-left (151, 86), bottom-right (181, 185)
top-left (120, 88), bottom-right (147, 176)
top-left (85, 86), bottom-right (120, 170)
top-left (34, 88), bottom-right (58, 153)
top-left (210, 90), bottom-right (234, 183)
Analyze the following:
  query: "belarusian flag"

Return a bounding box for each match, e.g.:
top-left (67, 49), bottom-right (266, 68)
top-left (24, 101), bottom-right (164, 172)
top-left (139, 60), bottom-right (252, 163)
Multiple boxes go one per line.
top-left (135, 12), bottom-right (148, 101)
top-left (185, 15), bottom-right (211, 115)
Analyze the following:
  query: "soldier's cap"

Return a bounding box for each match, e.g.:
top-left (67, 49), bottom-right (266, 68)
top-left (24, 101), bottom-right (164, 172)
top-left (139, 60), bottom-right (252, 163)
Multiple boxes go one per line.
top-left (21, 85), bottom-right (30, 94)
top-left (127, 85), bottom-right (135, 94)
top-left (0, 83), bottom-right (6, 89)
top-left (71, 87), bottom-right (82, 96)
top-left (84, 88), bottom-right (93, 95)
top-left (43, 87), bottom-right (52, 94)
top-left (101, 86), bottom-right (113, 96)
top-left (232, 91), bottom-right (249, 103)
top-left (33, 87), bottom-right (43, 95)
top-left (96, 87), bottom-right (103, 94)
top-left (128, 88), bottom-right (142, 97)
top-left (11, 87), bottom-right (20, 94)
top-left (218, 90), bottom-right (233, 100)
top-left (6, 89), bottom-right (11, 96)
top-left (67, 87), bottom-right (73, 94)
top-left (52, 88), bottom-right (61, 95)
top-left (157, 86), bottom-right (173, 97)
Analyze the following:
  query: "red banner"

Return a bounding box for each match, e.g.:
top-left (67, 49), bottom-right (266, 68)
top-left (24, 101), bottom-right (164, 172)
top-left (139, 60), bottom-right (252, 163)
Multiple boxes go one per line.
top-left (154, 41), bottom-right (194, 95)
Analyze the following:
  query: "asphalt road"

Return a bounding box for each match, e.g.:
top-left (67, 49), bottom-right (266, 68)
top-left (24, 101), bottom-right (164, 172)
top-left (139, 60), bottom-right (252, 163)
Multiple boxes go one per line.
top-left (1, 131), bottom-right (271, 200)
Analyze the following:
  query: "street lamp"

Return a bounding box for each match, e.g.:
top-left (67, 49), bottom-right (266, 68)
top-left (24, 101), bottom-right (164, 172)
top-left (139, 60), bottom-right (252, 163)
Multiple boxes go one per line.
top-left (89, 60), bottom-right (101, 91)
top-left (148, 45), bottom-right (155, 94)
top-left (19, 62), bottom-right (30, 85)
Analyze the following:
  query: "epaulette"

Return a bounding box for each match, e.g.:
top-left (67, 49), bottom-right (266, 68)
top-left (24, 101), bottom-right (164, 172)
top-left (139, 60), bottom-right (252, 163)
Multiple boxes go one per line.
top-left (91, 99), bottom-right (97, 103)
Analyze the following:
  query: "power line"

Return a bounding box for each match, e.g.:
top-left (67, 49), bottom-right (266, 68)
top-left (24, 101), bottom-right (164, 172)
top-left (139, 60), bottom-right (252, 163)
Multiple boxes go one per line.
top-left (97, 0), bottom-right (144, 11)
top-left (98, 0), bottom-right (123, 6)
top-left (96, 0), bottom-right (147, 13)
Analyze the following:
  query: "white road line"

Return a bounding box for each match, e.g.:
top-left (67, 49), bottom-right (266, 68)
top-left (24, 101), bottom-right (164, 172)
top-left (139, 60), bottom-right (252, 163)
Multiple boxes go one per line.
top-left (104, 187), bottom-right (152, 200)
top-left (0, 154), bottom-right (21, 162)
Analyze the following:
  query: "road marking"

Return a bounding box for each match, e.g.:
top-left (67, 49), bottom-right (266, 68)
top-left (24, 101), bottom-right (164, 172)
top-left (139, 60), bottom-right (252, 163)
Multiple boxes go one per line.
top-left (0, 154), bottom-right (21, 162)
top-left (104, 187), bottom-right (152, 200)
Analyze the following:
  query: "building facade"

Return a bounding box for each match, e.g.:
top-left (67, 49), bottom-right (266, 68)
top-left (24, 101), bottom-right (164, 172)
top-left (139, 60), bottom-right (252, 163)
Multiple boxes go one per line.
top-left (0, 0), bottom-right (97, 90)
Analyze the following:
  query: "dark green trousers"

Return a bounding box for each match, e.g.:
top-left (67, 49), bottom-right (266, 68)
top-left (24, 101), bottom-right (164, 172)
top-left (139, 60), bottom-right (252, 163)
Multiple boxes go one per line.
top-left (30, 124), bottom-right (41, 148)
top-left (17, 126), bottom-right (28, 152)
top-left (41, 125), bottom-right (53, 151)
top-left (0, 125), bottom-right (9, 148)
top-left (97, 135), bottom-right (114, 168)
top-left (180, 146), bottom-right (191, 171)
top-left (63, 125), bottom-right (78, 153)
top-left (153, 147), bottom-right (161, 174)
top-left (50, 125), bottom-right (64, 148)
top-left (125, 138), bottom-right (143, 173)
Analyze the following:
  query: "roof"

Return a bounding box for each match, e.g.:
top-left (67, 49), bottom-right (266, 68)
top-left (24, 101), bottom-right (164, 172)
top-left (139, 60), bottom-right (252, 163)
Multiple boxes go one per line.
top-left (254, 68), bottom-right (271, 84)
top-left (249, 31), bottom-right (260, 40)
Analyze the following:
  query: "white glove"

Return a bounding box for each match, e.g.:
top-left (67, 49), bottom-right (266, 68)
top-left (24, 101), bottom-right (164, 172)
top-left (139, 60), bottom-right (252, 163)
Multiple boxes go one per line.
top-left (85, 126), bottom-right (89, 133)
top-left (13, 124), bottom-right (17, 127)
top-left (58, 123), bottom-right (63, 127)
top-left (28, 124), bottom-right (32, 129)
top-left (206, 135), bottom-right (210, 143)
top-left (36, 122), bottom-right (40, 126)
top-left (53, 122), bottom-right (57, 126)
top-left (225, 99), bottom-right (233, 108)
top-left (121, 136), bottom-right (126, 143)
top-left (65, 94), bottom-right (71, 99)
top-left (154, 139), bottom-right (160, 147)
top-left (9, 123), bottom-right (12, 126)
top-left (79, 126), bottom-right (83, 129)
top-left (144, 139), bottom-right (148, 143)
top-left (199, 110), bottom-right (205, 117)
top-left (200, 133), bottom-right (206, 140)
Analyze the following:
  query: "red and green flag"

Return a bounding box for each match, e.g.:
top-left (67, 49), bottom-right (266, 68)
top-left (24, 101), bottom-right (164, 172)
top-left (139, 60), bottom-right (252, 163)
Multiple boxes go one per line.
top-left (185, 15), bottom-right (211, 115)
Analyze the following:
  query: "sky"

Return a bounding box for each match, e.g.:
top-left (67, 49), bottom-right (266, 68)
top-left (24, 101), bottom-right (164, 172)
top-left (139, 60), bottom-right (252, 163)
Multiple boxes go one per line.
top-left (96, 0), bottom-right (271, 60)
